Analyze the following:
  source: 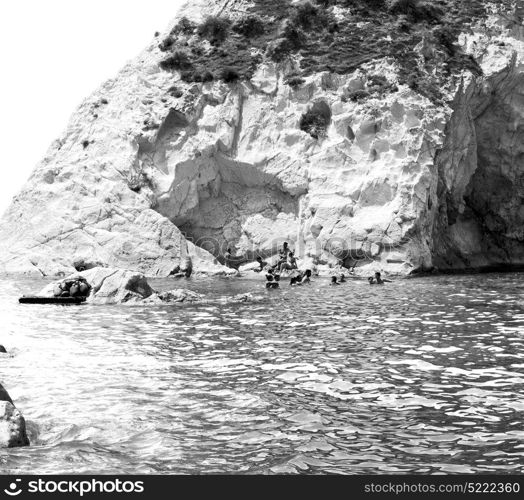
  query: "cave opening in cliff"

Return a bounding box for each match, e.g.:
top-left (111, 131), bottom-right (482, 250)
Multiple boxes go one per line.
top-left (435, 76), bottom-right (524, 270)
top-left (154, 153), bottom-right (300, 264)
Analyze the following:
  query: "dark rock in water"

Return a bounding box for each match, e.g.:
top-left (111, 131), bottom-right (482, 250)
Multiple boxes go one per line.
top-left (0, 383), bottom-right (29, 447)
top-left (41, 268), bottom-right (153, 305)
top-left (0, 383), bottom-right (14, 404)
top-left (73, 259), bottom-right (104, 272)
top-left (52, 276), bottom-right (92, 299)
top-left (0, 402), bottom-right (30, 448)
top-left (158, 289), bottom-right (202, 302)
top-left (0, 345), bottom-right (6, 354)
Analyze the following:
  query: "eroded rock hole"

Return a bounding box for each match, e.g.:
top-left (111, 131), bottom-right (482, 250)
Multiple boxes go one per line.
top-left (165, 156), bottom-right (299, 261)
top-left (137, 107), bottom-right (301, 262)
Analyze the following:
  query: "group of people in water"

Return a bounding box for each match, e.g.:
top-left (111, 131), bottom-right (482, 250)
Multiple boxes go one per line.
top-left (170, 242), bottom-right (392, 288)
top-left (265, 268), bottom-right (313, 289)
top-left (256, 242), bottom-right (305, 289)
top-left (247, 242), bottom-right (392, 289)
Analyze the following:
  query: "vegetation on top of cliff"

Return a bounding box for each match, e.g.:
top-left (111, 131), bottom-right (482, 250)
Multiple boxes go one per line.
top-left (196, 16), bottom-right (231, 44)
top-left (157, 0), bottom-right (511, 102)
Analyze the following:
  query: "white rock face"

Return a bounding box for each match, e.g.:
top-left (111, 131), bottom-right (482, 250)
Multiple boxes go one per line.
top-left (0, 0), bottom-right (523, 276)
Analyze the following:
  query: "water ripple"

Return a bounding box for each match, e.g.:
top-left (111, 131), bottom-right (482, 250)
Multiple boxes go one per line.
top-left (0, 273), bottom-right (523, 473)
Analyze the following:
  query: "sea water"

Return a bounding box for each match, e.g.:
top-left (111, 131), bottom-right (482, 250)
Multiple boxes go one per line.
top-left (0, 273), bottom-right (523, 474)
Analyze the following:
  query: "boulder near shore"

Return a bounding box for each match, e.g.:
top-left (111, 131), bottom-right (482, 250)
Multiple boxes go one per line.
top-left (0, 383), bottom-right (29, 448)
top-left (39, 267), bottom-right (263, 305)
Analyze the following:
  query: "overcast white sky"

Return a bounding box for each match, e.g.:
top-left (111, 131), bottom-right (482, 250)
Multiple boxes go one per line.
top-left (0, 0), bottom-right (185, 216)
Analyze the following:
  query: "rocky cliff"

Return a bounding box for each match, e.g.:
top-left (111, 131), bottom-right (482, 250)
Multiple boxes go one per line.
top-left (0, 0), bottom-right (522, 277)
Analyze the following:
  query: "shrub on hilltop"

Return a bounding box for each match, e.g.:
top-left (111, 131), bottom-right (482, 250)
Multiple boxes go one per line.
top-left (159, 36), bottom-right (175, 52)
top-left (197, 16), bottom-right (231, 45)
top-left (172, 16), bottom-right (196, 35)
top-left (156, 0), bottom-right (490, 100)
top-left (289, 1), bottom-right (335, 31)
top-left (159, 50), bottom-right (192, 71)
top-left (387, 0), bottom-right (443, 23)
top-left (232, 15), bottom-right (265, 37)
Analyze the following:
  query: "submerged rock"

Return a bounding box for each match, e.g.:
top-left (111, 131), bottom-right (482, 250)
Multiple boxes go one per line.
top-left (0, 384), bottom-right (29, 448)
top-left (154, 289), bottom-right (204, 303)
top-left (0, 345), bottom-right (6, 354)
top-left (224, 293), bottom-right (262, 304)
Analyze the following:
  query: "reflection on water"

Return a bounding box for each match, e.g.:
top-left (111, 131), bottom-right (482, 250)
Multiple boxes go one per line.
top-left (0, 273), bottom-right (523, 474)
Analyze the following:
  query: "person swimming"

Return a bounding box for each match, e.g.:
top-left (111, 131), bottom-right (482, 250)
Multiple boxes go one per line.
top-left (369, 272), bottom-right (392, 285)
top-left (266, 273), bottom-right (279, 289)
top-left (330, 276), bottom-right (340, 285)
top-left (289, 269), bottom-right (312, 286)
top-left (339, 274), bottom-right (346, 283)
top-left (301, 269), bottom-right (312, 284)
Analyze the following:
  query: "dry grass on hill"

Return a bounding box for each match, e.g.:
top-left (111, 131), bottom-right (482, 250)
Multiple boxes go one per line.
top-left (157, 0), bottom-right (509, 102)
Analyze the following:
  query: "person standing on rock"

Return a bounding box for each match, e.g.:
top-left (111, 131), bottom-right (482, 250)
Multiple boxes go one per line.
top-left (171, 236), bottom-right (192, 278)
top-left (183, 255), bottom-right (193, 278)
top-left (225, 248), bottom-right (233, 268)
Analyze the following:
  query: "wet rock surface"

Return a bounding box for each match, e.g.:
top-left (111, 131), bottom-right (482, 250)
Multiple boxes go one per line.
top-left (40, 268), bottom-right (155, 305)
top-left (0, 384), bottom-right (29, 448)
top-left (40, 267), bottom-right (263, 305)
top-left (0, 383), bottom-right (14, 405)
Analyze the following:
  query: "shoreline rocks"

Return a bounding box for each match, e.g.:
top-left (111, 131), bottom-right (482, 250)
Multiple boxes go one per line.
top-left (0, 383), bottom-right (29, 448)
top-left (39, 267), bottom-right (154, 305)
top-left (39, 267), bottom-right (264, 306)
